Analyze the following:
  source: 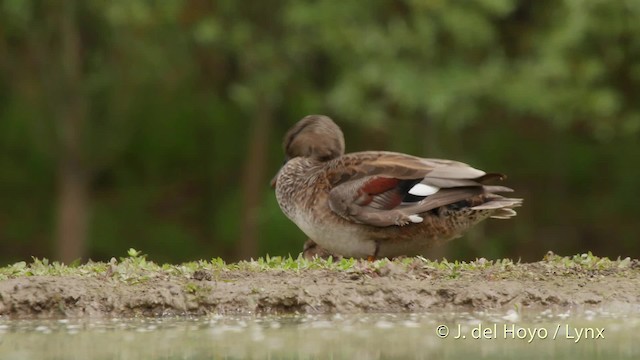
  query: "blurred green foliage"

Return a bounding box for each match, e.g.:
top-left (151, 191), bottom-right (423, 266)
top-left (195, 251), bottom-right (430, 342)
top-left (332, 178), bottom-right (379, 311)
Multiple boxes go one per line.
top-left (0, 0), bottom-right (639, 265)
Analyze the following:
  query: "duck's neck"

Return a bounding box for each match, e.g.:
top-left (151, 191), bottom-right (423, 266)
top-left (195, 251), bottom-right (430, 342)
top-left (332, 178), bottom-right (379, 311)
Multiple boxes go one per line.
top-left (275, 156), bottom-right (329, 220)
top-left (280, 157), bottom-right (325, 184)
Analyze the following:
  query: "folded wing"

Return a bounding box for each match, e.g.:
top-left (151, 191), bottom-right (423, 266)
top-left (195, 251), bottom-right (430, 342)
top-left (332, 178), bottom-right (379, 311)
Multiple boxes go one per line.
top-left (326, 152), bottom-right (522, 227)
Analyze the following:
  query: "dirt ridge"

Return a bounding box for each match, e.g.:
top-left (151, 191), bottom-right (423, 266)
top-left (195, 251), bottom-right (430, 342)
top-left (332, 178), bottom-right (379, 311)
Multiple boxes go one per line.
top-left (1, 259), bottom-right (639, 318)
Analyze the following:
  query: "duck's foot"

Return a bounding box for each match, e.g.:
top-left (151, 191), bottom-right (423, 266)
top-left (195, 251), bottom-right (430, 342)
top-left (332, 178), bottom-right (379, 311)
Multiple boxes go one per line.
top-left (302, 239), bottom-right (342, 261)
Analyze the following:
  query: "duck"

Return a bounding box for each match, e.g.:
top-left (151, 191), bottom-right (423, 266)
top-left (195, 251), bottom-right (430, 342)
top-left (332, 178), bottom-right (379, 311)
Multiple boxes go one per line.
top-left (272, 115), bottom-right (522, 260)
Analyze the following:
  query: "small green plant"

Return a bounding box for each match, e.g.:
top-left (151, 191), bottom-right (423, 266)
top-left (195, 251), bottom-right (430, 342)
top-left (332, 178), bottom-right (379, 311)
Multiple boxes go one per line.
top-left (0, 250), bottom-right (637, 282)
top-left (127, 248), bottom-right (143, 258)
top-left (185, 282), bottom-right (200, 294)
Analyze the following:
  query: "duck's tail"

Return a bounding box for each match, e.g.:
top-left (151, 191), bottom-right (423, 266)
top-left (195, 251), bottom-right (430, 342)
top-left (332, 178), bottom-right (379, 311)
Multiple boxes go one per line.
top-left (472, 185), bottom-right (523, 219)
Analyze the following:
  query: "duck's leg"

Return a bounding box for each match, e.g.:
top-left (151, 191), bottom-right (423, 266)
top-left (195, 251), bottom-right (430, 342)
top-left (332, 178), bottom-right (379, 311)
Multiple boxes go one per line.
top-left (367, 241), bottom-right (381, 262)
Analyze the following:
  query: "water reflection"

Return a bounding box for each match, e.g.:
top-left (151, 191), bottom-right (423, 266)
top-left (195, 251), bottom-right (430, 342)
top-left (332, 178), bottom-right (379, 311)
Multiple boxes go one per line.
top-left (0, 308), bottom-right (638, 359)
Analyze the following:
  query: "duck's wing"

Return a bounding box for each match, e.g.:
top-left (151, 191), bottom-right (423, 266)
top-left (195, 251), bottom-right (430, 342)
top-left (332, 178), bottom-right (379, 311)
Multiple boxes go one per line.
top-left (325, 151), bottom-right (521, 227)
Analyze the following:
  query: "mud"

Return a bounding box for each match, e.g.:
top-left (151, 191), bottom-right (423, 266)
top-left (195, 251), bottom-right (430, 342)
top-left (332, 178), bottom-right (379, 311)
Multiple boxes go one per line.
top-left (1, 258), bottom-right (639, 318)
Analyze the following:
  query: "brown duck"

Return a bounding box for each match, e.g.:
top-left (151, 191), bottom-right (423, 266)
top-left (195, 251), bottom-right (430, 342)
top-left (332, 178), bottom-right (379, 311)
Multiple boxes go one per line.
top-left (273, 115), bottom-right (522, 259)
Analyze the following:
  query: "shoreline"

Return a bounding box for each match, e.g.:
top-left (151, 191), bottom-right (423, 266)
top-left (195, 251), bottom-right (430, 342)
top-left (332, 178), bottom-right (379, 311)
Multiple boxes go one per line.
top-left (1, 253), bottom-right (638, 318)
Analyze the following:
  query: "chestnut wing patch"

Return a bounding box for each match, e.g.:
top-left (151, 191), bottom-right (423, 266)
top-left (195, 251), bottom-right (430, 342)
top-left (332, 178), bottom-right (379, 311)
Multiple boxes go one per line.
top-left (329, 176), bottom-right (427, 227)
top-left (356, 177), bottom-right (422, 210)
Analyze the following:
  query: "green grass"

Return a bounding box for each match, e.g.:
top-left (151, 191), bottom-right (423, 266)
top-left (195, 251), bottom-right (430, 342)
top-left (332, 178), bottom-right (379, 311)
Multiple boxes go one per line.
top-left (0, 248), bottom-right (636, 282)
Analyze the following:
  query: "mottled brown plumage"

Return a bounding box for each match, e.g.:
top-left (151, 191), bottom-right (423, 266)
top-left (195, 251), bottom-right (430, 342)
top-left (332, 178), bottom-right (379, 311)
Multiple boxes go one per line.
top-left (274, 115), bottom-right (522, 259)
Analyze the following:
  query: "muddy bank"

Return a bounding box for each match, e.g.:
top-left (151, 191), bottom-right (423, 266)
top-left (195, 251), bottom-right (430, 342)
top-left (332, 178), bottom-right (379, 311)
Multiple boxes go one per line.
top-left (1, 254), bottom-right (639, 318)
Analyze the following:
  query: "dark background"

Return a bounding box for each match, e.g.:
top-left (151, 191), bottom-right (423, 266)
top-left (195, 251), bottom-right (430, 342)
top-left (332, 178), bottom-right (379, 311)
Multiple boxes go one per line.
top-left (1, 0), bottom-right (639, 265)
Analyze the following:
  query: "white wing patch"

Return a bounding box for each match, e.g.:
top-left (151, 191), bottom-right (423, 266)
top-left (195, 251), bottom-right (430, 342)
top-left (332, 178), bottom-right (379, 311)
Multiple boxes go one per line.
top-left (408, 215), bottom-right (424, 223)
top-left (408, 183), bottom-right (440, 197)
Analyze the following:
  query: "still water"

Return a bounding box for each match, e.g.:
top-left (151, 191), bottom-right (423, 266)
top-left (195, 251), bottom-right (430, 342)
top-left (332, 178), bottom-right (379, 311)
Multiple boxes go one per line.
top-left (0, 308), bottom-right (638, 359)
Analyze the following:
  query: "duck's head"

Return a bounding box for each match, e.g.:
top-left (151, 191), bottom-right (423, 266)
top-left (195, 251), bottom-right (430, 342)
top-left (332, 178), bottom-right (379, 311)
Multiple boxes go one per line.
top-left (271, 115), bottom-right (345, 187)
top-left (283, 115), bottom-right (345, 161)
